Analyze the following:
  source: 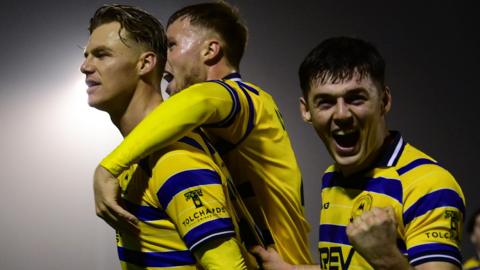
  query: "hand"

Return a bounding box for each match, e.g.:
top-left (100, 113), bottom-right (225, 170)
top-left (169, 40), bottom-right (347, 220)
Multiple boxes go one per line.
top-left (93, 165), bottom-right (139, 232)
top-left (250, 245), bottom-right (295, 270)
top-left (346, 206), bottom-right (409, 269)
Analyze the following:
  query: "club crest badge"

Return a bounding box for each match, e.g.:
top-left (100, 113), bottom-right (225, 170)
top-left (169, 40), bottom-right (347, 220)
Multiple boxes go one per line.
top-left (350, 194), bottom-right (373, 221)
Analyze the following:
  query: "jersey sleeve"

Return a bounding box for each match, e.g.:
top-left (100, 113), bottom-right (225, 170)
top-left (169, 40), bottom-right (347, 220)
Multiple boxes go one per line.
top-left (150, 150), bottom-right (237, 252)
top-left (194, 237), bottom-right (248, 270)
top-left (101, 81), bottom-right (237, 176)
top-left (401, 165), bottom-right (465, 267)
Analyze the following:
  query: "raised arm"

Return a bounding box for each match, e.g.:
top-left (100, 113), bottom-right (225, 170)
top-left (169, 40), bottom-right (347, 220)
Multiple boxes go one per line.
top-left (93, 82), bottom-right (235, 229)
top-left (102, 81), bottom-right (235, 176)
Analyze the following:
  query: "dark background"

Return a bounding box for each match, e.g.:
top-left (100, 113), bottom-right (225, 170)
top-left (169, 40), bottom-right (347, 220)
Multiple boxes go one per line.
top-left (0, 1), bottom-right (478, 269)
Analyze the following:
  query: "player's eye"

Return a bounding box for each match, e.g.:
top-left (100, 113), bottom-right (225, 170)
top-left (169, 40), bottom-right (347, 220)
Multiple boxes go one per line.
top-left (167, 42), bottom-right (176, 49)
top-left (346, 94), bottom-right (366, 105)
top-left (315, 98), bottom-right (335, 110)
top-left (163, 71), bottom-right (174, 82)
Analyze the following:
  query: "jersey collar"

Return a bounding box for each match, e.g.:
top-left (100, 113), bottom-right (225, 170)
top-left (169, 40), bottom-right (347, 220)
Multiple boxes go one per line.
top-left (222, 72), bottom-right (242, 81)
top-left (375, 130), bottom-right (405, 168)
top-left (331, 131), bottom-right (406, 177)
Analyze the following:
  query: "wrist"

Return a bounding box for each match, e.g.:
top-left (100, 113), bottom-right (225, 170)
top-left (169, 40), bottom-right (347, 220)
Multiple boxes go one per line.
top-left (370, 249), bottom-right (410, 270)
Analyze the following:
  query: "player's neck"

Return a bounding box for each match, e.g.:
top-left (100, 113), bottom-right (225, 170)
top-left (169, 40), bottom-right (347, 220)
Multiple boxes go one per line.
top-left (206, 60), bottom-right (237, 80)
top-left (112, 83), bottom-right (163, 137)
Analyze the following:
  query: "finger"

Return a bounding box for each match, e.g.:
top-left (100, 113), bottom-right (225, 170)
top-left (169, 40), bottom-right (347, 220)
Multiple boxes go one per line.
top-left (352, 212), bottom-right (369, 229)
top-left (346, 222), bottom-right (356, 236)
top-left (96, 206), bottom-right (121, 230)
top-left (103, 216), bottom-right (120, 231)
top-left (116, 218), bottom-right (140, 234)
top-left (266, 244), bottom-right (277, 251)
top-left (384, 206), bottom-right (396, 220)
top-left (250, 245), bottom-right (269, 268)
top-left (108, 204), bottom-right (140, 233)
top-left (111, 202), bottom-right (139, 225)
top-left (250, 245), bottom-right (266, 255)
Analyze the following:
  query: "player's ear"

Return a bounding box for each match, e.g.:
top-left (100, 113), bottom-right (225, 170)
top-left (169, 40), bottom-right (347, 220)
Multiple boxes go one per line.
top-left (381, 86), bottom-right (392, 115)
top-left (138, 51), bottom-right (157, 76)
top-left (202, 39), bottom-right (222, 65)
top-left (300, 96), bottom-right (312, 123)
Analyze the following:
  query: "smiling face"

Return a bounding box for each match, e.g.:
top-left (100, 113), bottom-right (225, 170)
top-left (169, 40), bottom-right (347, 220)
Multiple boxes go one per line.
top-left (80, 22), bottom-right (143, 113)
top-left (300, 72), bottom-right (391, 176)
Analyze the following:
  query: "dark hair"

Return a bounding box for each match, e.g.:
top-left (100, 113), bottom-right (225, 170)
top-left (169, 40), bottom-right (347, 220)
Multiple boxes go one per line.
top-left (89, 4), bottom-right (167, 75)
top-left (298, 36), bottom-right (386, 97)
top-left (467, 208), bottom-right (480, 234)
top-left (167, 2), bottom-right (248, 68)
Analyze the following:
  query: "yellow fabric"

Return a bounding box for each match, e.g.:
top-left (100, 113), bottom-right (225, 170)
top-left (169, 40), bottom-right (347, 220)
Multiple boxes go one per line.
top-left (117, 131), bottom-right (247, 269)
top-left (318, 133), bottom-right (465, 269)
top-left (463, 257), bottom-right (480, 270)
top-left (101, 76), bottom-right (312, 264)
top-left (102, 82), bottom-right (232, 177)
top-left (194, 237), bottom-right (248, 270)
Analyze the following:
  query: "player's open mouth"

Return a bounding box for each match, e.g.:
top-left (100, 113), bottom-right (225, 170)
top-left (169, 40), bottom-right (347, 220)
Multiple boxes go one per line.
top-left (333, 130), bottom-right (360, 150)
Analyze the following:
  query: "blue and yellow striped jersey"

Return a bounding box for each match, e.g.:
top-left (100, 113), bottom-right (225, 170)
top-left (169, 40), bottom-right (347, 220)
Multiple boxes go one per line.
top-left (463, 256), bottom-right (480, 270)
top-left (318, 131), bottom-right (465, 269)
top-left (117, 131), bottom-right (238, 269)
top-left (101, 73), bottom-right (312, 264)
top-left (202, 73), bottom-right (311, 264)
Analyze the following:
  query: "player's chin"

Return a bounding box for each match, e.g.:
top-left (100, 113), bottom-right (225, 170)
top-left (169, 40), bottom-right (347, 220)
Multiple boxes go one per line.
top-left (88, 98), bottom-right (108, 111)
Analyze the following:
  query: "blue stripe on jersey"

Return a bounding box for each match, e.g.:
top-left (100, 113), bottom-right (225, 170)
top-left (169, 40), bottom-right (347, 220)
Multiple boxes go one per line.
top-left (364, 177), bottom-right (402, 203)
top-left (236, 82), bottom-right (256, 144)
top-left (408, 242), bottom-right (462, 267)
top-left (237, 81), bottom-right (259, 95)
top-left (178, 136), bottom-right (204, 152)
top-left (403, 189), bottom-right (465, 226)
top-left (206, 80), bottom-right (240, 128)
top-left (321, 174), bottom-right (403, 203)
top-left (321, 172), bottom-right (338, 189)
top-left (183, 218), bottom-right (235, 250)
top-left (157, 169), bottom-right (222, 208)
top-left (198, 130), bottom-right (216, 155)
top-left (397, 158), bottom-right (438, 175)
top-left (318, 224), bottom-right (350, 245)
top-left (122, 199), bottom-right (168, 221)
top-left (118, 247), bottom-right (196, 267)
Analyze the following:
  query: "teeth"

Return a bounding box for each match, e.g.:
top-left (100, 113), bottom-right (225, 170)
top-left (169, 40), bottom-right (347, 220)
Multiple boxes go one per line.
top-left (334, 130), bottom-right (356, 136)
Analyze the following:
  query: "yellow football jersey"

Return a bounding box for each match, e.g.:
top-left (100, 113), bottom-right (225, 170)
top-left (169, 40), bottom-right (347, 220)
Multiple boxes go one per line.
top-left (463, 256), bottom-right (480, 270)
top-left (319, 132), bottom-right (465, 269)
top-left (101, 73), bottom-right (312, 264)
top-left (116, 131), bottom-right (241, 269)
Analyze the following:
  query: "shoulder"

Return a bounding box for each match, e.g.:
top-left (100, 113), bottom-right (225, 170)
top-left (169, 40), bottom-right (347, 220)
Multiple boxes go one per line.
top-left (185, 80), bottom-right (232, 92)
top-left (397, 143), bottom-right (465, 219)
top-left (397, 143), bottom-right (461, 193)
top-left (149, 133), bottom-right (221, 184)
